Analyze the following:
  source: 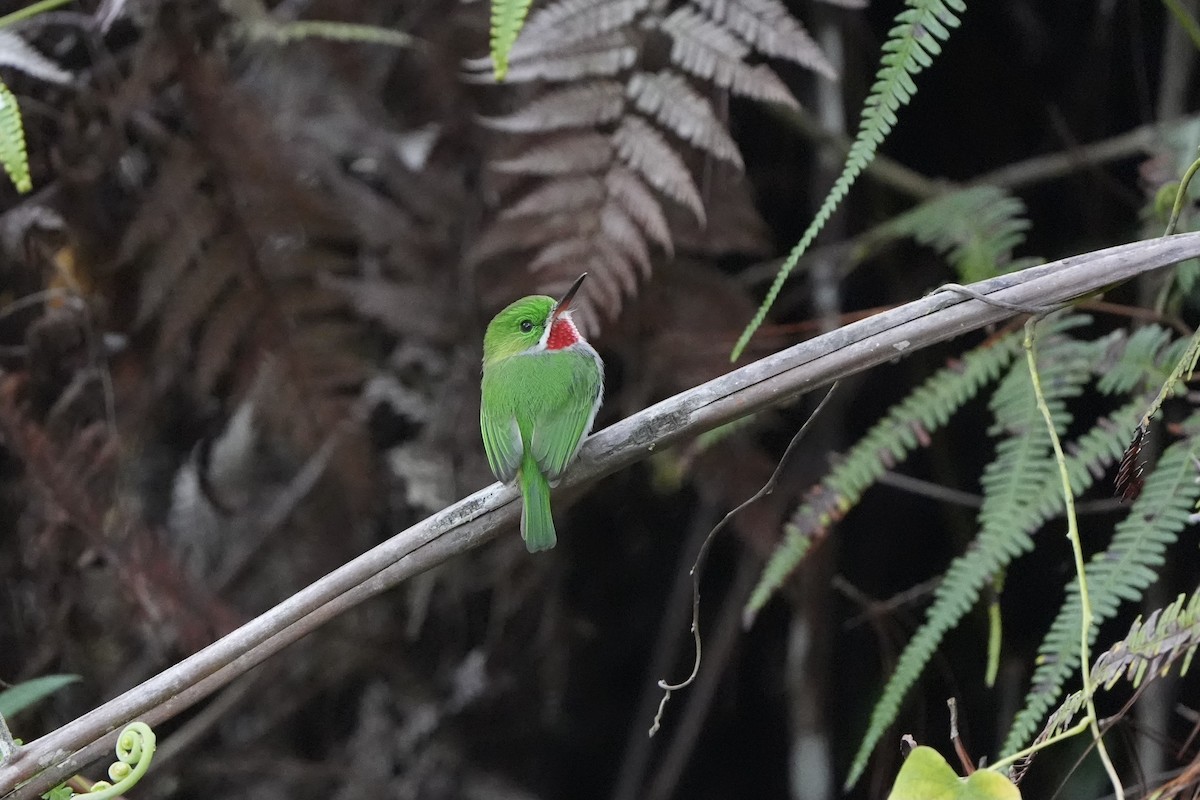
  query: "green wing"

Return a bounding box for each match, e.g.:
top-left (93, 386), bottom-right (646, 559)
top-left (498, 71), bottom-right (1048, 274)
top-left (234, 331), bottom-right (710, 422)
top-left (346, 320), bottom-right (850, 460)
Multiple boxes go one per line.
top-left (529, 354), bottom-right (602, 481)
top-left (480, 396), bottom-right (522, 483)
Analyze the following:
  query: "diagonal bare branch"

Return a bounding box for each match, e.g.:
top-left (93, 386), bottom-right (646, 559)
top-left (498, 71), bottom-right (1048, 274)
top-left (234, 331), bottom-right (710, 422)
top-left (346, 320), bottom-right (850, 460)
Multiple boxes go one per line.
top-left (3, 233), bottom-right (1200, 799)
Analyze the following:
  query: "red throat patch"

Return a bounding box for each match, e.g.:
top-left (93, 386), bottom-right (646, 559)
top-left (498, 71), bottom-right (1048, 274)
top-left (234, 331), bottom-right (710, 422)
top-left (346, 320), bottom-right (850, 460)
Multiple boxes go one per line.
top-left (546, 316), bottom-right (581, 350)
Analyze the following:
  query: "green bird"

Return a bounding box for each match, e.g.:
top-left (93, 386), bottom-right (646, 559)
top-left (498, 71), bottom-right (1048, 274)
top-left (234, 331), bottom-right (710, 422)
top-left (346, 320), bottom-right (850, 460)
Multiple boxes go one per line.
top-left (480, 273), bottom-right (604, 552)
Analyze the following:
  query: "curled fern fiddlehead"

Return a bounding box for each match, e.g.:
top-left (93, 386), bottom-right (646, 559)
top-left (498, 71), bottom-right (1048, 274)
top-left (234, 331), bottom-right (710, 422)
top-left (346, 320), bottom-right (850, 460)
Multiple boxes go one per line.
top-left (63, 722), bottom-right (156, 800)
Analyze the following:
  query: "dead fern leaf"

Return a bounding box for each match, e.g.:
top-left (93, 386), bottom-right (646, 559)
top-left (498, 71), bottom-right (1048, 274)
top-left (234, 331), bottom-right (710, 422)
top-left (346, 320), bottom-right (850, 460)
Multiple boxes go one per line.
top-left (194, 288), bottom-right (259, 395)
top-left (627, 70), bottom-right (744, 168)
top-left (508, 206), bottom-right (641, 300)
top-left (135, 198), bottom-right (221, 325)
top-left (479, 82), bottom-right (626, 133)
top-left (666, 160), bottom-right (771, 257)
top-left (691, 0), bottom-right (837, 79)
top-left (613, 115), bottom-right (706, 224)
top-left (516, 0), bottom-right (650, 52)
top-left (318, 275), bottom-right (452, 342)
top-left (557, 214), bottom-right (643, 301)
top-left (490, 131), bottom-right (614, 175)
top-left (593, 236), bottom-right (639, 296)
top-left (528, 238), bottom-right (594, 274)
top-left (156, 240), bottom-right (239, 359)
top-left (582, 248), bottom-right (627, 315)
top-left (501, 175), bottom-right (607, 218)
top-left (467, 211), bottom-right (589, 267)
top-left (604, 164), bottom-right (674, 257)
top-left (111, 56), bottom-right (376, 498)
top-left (472, 0), bottom-right (828, 328)
top-left (659, 6), bottom-right (801, 108)
top-left (599, 202), bottom-right (651, 277)
top-left (541, 247), bottom-right (623, 330)
top-left (519, 203), bottom-right (644, 323)
top-left (500, 31), bottom-right (639, 82)
top-left (117, 151), bottom-right (208, 264)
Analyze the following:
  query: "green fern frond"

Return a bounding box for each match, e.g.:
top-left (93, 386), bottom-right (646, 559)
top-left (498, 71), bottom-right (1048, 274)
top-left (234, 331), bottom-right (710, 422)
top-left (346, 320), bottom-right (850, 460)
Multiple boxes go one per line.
top-left (843, 321), bottom-right (1174, 784)
top-left (1096, 325), bottom-right (1177, 395)
top-left (731, 0), bottom-right (967, 360)
top-left (241, 19), bottom-right (415, 48)
top-left (1020, 400), bottom-right (1139, 521)
top-left (1134, 324), bottom-right (1200, 430)
top-left (1000, 419), bottom-right (1200, 755)
top-left (0, 0), bottom-right (74, 29)
top-left (842, 399), bottom-right (1136, 787)
top-left (744, 331), bottom-right (1022, 622)
top-left (490, 0), bottom-right (534, 80)
top-left (0, 76), bottom-right (31, 193)
top-left (865, 185), bottom-right (1035, 283)
top-left (1037, 588), bottom-right (1200, 745)
top-left (845, 321), bottom-right (1104, 789)
top-left (1092, 589), bottom-right (1200, 689)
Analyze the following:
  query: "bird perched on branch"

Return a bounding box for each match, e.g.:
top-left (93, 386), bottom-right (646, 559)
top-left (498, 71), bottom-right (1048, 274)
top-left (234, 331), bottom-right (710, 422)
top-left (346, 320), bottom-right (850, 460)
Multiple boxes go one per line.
top-left (480, 274), bottom-right (604, 551)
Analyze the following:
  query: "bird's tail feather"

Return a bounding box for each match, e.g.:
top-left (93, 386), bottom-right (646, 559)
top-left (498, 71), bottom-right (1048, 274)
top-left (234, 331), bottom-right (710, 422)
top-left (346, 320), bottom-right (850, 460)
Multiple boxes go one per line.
top-left (519, 464), bottom-right (557, 552)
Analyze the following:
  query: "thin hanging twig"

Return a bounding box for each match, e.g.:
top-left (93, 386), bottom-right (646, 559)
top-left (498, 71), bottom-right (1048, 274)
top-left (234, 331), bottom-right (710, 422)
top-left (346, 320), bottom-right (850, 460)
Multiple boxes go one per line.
top-left (649, 382), bottom-right (840, 736)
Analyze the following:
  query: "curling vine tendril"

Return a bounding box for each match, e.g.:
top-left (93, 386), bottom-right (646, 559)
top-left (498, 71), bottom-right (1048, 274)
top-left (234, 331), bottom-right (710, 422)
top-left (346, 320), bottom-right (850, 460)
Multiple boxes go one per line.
top-left (42, 722), bottom-right (155, 800)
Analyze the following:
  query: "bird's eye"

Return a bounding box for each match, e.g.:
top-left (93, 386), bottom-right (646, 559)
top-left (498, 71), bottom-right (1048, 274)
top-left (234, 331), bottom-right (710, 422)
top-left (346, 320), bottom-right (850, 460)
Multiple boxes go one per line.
top-left (519, 319), bottom-right (534, 333)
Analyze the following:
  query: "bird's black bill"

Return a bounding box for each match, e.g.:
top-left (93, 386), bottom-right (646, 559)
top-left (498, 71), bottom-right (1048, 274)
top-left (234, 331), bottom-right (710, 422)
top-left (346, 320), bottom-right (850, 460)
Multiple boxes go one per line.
top-left (554, 273), bottom-right (587, 317)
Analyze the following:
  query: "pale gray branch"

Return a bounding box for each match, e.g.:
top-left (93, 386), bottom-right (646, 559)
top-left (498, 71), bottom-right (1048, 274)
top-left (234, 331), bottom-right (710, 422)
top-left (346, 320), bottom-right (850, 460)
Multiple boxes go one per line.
top-left (3, 233), bottom-right (1200, 798)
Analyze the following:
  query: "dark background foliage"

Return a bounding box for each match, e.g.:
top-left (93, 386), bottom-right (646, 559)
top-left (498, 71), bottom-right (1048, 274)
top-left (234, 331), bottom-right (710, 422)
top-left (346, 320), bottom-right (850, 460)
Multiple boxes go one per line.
top-left (0, 1), bottom-right (1197, 799)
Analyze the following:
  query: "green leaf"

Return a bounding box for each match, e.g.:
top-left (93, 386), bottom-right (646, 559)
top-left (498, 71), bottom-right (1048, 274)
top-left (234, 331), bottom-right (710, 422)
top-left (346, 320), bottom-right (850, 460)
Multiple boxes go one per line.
top-left (242, 19), bottom-right (415, 48)
top-left (888, 747), bottom-right (1021, 800)
top-left (1036, 589), bottom-right (1200, 747)
top-left (845, 318), bottom-right (1103, 788)
top-left (0, 76), bottom-right (31, 193)
top-left (490, 0), bottom-right (534, 80)
top-left (1000, 417), bottom-right (1200, 754)
top-left (864, 185), bottom-right (1035, 283)
top-left (745, 330), bottom-right (1022, 623)
top-left (732, 0), bottom-right (966, 359)
top-left (0, 675), bottom-right (80, 717)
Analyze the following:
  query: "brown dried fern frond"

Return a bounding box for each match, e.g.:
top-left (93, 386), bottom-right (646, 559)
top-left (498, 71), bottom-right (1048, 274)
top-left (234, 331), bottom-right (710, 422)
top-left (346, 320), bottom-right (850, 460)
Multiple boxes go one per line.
top-left (626, 70), bottom-right (744, 169)
top-left (517, 0), bottom-right (651, 45)
top-left (665, 159), bottom-right (771, 256)
top-left (491, 131), bottom-right (615, 174)
top-left (612, 114), bottom-right (706, 224)
top-left (107, 55), bottom-right (384, 552)
top-left (479, 82), bottom-right (627, 132)
top-left (474, 165), bottom-right (656, 333)
top-left (0, 345), bottom-right (239, 654)
top-left (658, 6), bottom-right (801, 107)
top-left (501, 175), bottom-right (608, 217)
top-left (605, 163), bottom-right (674, 257)
top-left (497, 31), bottom-right (639, 82)
top-left (472, 0), bottom-right (832, 326)
top-left (690, 0), bottom-right (837, 79)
